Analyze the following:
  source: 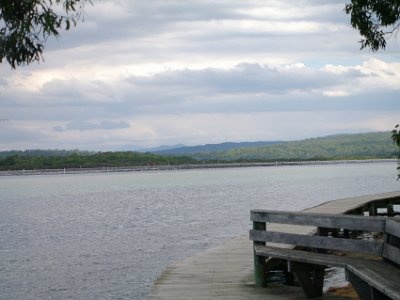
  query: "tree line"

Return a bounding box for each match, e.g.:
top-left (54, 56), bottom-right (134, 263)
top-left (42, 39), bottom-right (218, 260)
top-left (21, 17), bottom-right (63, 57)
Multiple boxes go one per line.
top-left (0, 151), bottom-right (197, 170)
top-left (0, 132), bottom-right (398, 171)
top-left (190, 132), bottom-right (399, 162)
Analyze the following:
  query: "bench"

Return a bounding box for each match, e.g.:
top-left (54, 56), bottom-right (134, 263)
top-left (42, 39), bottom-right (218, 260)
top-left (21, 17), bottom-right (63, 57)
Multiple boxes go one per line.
top-left (249, 210), bottom-right (400, 299)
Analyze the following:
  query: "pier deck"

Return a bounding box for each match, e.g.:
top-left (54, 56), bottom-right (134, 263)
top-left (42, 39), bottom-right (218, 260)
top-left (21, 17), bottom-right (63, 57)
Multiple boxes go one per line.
top-left (148, 192), bottom-right (400, 299)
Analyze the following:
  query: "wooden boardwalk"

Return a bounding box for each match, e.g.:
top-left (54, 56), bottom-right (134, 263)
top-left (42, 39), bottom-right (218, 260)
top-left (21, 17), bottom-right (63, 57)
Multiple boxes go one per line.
top-left (147, 191), bottom-right (400, 300)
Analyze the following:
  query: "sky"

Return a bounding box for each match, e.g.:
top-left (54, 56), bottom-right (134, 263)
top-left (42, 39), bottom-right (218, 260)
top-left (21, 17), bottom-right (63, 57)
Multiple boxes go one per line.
top-left (0, 0), bottom-right (399, 151)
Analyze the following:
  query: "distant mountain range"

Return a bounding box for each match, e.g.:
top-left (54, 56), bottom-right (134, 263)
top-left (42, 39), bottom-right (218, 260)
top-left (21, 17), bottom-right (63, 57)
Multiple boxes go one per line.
top-left (0, 132), bottom-right (397, 163)
top-left (141, 144), bottom-right (187, 153)
top-left (144, 131), bottom-right (398, 161)
top-left (147, 141), bottom-right (281, 155)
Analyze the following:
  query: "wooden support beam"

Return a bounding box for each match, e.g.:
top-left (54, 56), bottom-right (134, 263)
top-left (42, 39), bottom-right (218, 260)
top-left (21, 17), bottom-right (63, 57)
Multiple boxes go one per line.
top-left (369, 203), bottom-right (377, 216)
top-left (253, 221), bottom-right (267, 287)
top-left (313, 267), bottom-right (325, 297)
top-left (346, 270), bottom-right (373, 300)
top-left (387, 203), bottom-right (395, 216)
top-left (371, 288), bottom-right (392, 300)
top-left (293, 271), bottom-right (321, 298)
top-left (288, 262), bottom-right (325, 298)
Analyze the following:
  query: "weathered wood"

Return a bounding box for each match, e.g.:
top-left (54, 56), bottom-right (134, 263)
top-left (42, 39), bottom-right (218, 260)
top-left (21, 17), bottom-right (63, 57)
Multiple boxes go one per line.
top-left (250, 229), bottom-right (383, 255)
top-left (292, 269), bottom-right (322, 298)
top-left (369, 203), bottom-right (377, 216)
top-left (371, 289), bottom-right (393, 300)
top-left (387, 204), bottom-right (395, 216)
top-left (250, 208), bottom-right (400, 299)
top-left (256, 244), bottom-right (400, 300)
top-left (384, 218), bottom-right (400, 265)
top-left (254, 245), bottom-right (350, 268)
top-left (386, 218), bottom-right (400, 237)
top-left (347, 260), bottom-right (400, 300)
top-left (287, 261), bottom-right (325, 296)
top-left (250, 210), bottom-right (386, 232)
top-left (312, 267), bottom-right (325, 297)
top-left (252, 221), bottom-right (267, 287)
top-left (345, 270), bottom-right (374, 300)
top-left (287, 261), bottom-right (320, 272)
top-left (383, 243), bottom-right (400, 265)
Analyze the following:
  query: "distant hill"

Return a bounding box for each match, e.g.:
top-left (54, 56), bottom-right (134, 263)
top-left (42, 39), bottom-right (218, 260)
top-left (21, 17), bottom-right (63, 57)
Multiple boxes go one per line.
top-left (0, 132), bottom-right (397, 170)
top-left (0, 151), bottom-right (197, 171)
top-left (151, 141), bottom-right (282, 155)
top-left (189, 132), bottom-right (398, 161)
top-left (143, 144), bottom-right (187, 153)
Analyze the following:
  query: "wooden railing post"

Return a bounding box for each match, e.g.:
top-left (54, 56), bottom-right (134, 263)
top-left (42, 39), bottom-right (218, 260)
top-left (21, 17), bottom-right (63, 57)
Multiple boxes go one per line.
top-left (387, 203), bottom-right (394, 216)
top-left (383, 218), bottom-right (400, 266)
top-left (253, 220), bottom-right (267, 287)
top-left (369, 203), bottom-right (377, 216)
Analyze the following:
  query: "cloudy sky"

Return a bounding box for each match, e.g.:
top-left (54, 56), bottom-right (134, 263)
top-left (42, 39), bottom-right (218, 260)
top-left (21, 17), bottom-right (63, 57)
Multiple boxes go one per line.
top-left (1, 0), bottom-right (399, 151)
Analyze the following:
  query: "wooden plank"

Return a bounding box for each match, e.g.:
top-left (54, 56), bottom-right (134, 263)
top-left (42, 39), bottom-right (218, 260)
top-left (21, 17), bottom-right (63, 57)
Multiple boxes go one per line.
top-left (292, 269), bottom-right (322, 298)
top-left (250, 230), bottom-right (383, 255)
top-left (347, 260), bottom-right (400, 300)
top-left (254, 245), bottom-right (350, 268)
top-left (250, 210), bottom-right (386, 232)
top-left (256, 245), bottom-right (400, 299)
top-left (383, 243), bottom-right (400, 265)
top-left (292, 191), bottom-right (400, 215)
top-left (386, 218), bottom-right (400, 238)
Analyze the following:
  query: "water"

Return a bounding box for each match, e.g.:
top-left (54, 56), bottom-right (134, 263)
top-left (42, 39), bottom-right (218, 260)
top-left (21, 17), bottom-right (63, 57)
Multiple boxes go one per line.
top-left (0, 162), bottom-right (399, 299)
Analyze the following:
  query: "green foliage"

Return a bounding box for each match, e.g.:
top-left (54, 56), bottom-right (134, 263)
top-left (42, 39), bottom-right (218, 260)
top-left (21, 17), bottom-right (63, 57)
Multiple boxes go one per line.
top-left (0, 0), bottom-right (90, 68)
top-left (391, 124), bottom-right (400, 179)
top-left (0, 151), bottom-right (197, 170)
top-left (190, 132), bottom-right (398, 162)
top-left (153, 141), bottom-right (281, 156)
top-left (0, 132), bottom-right (397, 171)
top-left (345, 0), bottom-right (400, 51)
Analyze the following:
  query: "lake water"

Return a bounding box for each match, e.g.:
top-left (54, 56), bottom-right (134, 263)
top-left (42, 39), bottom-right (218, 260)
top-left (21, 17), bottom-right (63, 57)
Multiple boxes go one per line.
top-left (0, 162), bottom-right (399, 300)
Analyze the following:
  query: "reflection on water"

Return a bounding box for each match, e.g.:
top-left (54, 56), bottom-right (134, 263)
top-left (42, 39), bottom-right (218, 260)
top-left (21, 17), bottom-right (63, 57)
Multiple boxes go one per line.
top-left (0, 163), bottom-right (398, 299)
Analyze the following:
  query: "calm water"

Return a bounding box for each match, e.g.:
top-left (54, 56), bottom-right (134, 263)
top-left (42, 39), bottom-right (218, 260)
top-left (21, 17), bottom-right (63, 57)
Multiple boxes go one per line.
top-left (0, 163), bottom-right (399, 300)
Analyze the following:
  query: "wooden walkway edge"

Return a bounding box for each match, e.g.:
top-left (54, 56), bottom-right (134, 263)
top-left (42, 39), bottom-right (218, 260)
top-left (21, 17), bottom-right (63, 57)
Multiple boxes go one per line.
top-left (148, 235), bottom-right (330, 300)
top-left (147, 192), bottom-right (400, 300)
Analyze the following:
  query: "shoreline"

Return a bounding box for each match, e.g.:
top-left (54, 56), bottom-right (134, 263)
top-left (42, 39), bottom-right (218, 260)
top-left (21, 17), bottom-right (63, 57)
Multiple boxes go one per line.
top-left (148, 192), bottom-right (400, 299)
top-left (0, 158), bottom-right (396, 177)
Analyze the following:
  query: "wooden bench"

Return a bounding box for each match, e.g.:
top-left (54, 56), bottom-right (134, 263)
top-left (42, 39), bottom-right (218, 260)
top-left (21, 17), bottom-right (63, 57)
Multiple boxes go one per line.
top-left (249, 210), bottom-right (400, 299)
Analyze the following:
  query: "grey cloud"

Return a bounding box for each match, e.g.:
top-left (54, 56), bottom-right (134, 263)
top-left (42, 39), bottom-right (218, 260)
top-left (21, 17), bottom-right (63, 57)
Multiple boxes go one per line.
top-left (0, 124), bottom-right (48, 143)
top-left (103, 62), bottom-right (391, 115)
top-left (0, 78), bottom-right (8, 86)
top-left (100, 120), bottom-right (130, 130)
top-left (52, 125), bottom-right (64, 132)
top-left (46, 0), bottom-right (245, 51)
top-left (0, 60), bottom-right (392, 124)
top-left (128, 63), bottom-right (363, 95)
top-left (45, 0), bottom-right (350, 58)
top-left (66, 121), bottom-right (99, 131)
top-left (53, 120), bottom-right (130, 131)
top-left (40, 78), bottom-right (83, 99)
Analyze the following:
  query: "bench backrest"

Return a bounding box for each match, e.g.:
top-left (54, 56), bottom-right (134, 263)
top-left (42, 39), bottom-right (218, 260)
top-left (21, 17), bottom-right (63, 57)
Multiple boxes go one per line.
top-left (250, 210), bottom-right (390, 257)
top-left (383, 218), bottom-right (400, 265)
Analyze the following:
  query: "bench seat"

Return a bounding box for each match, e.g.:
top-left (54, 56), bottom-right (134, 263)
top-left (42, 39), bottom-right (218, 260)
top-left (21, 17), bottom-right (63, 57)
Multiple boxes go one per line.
top-left (250, 210), bottom-right (400, 299)
top-left (254, 245), bottom-right (400, 300)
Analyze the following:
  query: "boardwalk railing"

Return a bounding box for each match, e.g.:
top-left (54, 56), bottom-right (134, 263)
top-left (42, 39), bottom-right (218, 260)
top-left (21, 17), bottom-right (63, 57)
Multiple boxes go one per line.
top-left (249, 210), bottom-right (400, 299)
